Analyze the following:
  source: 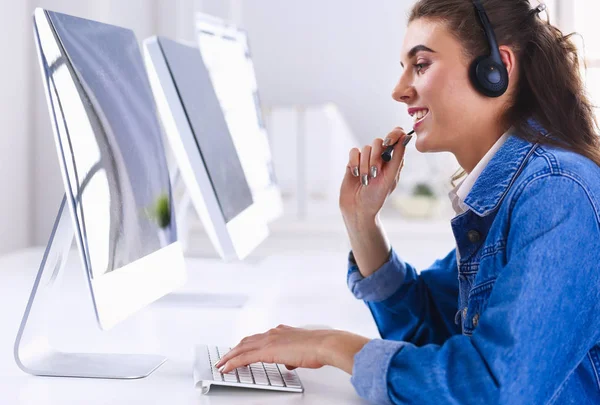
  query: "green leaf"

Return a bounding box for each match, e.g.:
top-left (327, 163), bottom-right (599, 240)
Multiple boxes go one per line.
top-left (144, 193), bottom-right (171, 229)
top-left (412, 183), bottom-right (435, 198)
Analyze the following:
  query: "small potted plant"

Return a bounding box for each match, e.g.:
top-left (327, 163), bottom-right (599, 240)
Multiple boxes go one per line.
top-left (144, 193), bottom-right (172, 245)
top-left (392, 182), bottom-right (440, 218)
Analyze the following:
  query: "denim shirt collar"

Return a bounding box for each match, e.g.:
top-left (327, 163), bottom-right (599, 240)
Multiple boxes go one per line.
top-left (463, 120), bottom-right (547, 217)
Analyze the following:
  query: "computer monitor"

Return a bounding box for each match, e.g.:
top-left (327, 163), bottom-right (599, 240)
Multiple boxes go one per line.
top-left (31, 9), bottom-right (186, 331)
top-left (195, 13), bottom-right (283, 223)
top-left (143, 36), bottom-right (269, 261)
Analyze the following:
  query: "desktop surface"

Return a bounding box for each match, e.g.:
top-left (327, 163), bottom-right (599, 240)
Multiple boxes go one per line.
top-left (0, 247), bottom-right (378, 404)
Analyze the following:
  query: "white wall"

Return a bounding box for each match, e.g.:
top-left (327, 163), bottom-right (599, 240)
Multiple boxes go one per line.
top-left (240, 0), bottom-right (414, 144)
top-left (0, 1), bottom-right (32, 254)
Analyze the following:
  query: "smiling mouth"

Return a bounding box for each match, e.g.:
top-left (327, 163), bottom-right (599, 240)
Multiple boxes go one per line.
top-left (411, 109), bottom-right (429, 125)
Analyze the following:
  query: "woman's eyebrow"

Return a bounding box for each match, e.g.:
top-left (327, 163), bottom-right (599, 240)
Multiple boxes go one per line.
top-left (400, 45), bottom-right (436, 68)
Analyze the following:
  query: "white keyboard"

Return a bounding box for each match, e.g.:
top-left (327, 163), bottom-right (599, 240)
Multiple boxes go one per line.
top-left (193, 344), bottom-right (304, 394)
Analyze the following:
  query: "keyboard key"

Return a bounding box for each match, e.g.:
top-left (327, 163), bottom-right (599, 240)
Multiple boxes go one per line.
top-left (283, 379), bottom-right (302, 388)
top-left (223, 373), bottom-right (238, 383)
top-left (266, 371), bottom-right (284, 385)
top-left (281, 372), bottom-right (299, 382)
top-left (269, 377), bottom-right (285, 387)
top-left (253, 373), bottom-right (267, 382)
top-left (208, 346), bottom-right (223, 382)
top-left (208, 346), bottom-right (220, 362)
top-left (254, 376), bottom-right (269, 385)
top-left (250, 365), bottom-right (266, 375)
top-left (238, 373), bottom-right (252, 381)
top-left (217, 347), bottom-right (231, 357)
top-left (265, 368), bottom-right (281, 376)
top-left (265, 368), bottom-right (280, 375)
top-left (284, 380), bottom-right (302, 388)
top-left (239, 374), bottom-right (253, 384)
top-left (282, 373), bottom-right (301, 383)
top-left (277, 364), bottom-right (302, 388)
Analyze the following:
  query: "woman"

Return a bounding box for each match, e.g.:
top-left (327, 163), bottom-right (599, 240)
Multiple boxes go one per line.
top-left (217, 0), bottom-right (600, 403)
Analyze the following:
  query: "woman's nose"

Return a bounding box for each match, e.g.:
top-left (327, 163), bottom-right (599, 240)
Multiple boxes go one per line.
top-left (392, 83), bottom-right (415, 104)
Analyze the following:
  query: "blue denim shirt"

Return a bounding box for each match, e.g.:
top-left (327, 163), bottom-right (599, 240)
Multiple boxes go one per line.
top-left (347, 128), bottom-right (600, 404)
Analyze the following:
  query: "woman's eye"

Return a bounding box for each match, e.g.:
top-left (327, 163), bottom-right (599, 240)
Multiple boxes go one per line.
top-left (414, 63), bottom-right (429, 74)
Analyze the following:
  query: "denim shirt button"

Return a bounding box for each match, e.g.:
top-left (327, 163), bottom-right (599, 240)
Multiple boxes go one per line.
top-left (467, 230), bottom-right (481, 243)
top-left (473, 313), bottom-right (480, 327)
top-left (462, 307), bottom-right (468, 318)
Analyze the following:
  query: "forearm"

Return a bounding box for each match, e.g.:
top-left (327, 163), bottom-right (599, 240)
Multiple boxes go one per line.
top-left (344, 215), bottom-right (391, 278)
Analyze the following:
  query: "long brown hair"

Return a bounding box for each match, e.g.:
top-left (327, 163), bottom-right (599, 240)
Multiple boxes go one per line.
top-left (408, 0), bottom-right (600, 186)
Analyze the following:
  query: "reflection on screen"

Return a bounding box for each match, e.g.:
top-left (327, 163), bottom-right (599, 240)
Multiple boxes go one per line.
top-left (157, 37), bottom-right (254, 223)
top-left (36, 11), bottom-right (176, 278)
top-left (197, 25), bottom-right (278, 194)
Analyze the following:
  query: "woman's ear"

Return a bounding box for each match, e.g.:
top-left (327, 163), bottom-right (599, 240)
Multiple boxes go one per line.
top-left (498, 45), bottom-right (517, 79)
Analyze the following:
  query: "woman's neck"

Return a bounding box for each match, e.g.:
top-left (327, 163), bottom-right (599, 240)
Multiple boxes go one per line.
top-left (454, 125), bottom-right (510, 174)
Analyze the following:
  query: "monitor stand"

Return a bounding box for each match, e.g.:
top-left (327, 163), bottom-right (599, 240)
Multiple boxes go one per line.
top-left (14, 196), bottom-right (166, 379)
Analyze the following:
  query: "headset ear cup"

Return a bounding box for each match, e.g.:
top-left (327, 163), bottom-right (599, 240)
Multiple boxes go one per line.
top-left (469, 55), bottom-right (509, 97)
top-left (469, 55), bottom-right (488, 95)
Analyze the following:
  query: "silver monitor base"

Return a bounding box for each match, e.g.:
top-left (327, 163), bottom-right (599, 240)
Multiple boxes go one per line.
top-left (20, 352), bottom-right (166, 379)
top-left (155, 292), bottom-right (248, 309)
top-left (14, 196), bottom-right (166, 379)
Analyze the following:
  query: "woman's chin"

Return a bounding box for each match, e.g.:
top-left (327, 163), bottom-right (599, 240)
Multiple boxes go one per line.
top-left (414, 133), bottom-right (431, 153)
top-left (414, 132), bottom-right (444, 153)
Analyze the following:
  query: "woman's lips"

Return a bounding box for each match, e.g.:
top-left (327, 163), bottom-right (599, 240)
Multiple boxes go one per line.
top-left (413, 111), bottom-right (429, 129)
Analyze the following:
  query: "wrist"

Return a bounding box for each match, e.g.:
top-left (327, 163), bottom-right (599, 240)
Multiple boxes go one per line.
top-left (344, 215), bottom-right (391, 277)
top-left (320, 331), bottom-right (371, 374)
top-left (342, 212), bottom-right (381, 234)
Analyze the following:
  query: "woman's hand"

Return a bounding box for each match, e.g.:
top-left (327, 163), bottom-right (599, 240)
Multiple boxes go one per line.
top-left (215, 325), bottom-right (371, 375)
top-left (339, 127), bottom-right (410, 226)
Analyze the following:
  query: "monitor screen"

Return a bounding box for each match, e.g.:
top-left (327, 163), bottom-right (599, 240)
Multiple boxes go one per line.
top-left (40, 11), bottom-right (176, 278)
top-left (157, 37), bottom-right (254, 223)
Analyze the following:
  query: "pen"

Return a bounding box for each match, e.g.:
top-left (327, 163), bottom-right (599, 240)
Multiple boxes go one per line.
top-left (381, 130), bottom-right (415, 162)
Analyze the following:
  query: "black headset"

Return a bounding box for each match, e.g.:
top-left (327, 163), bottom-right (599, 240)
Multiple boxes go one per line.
top-left (470, 0), bottom-right (509, 97)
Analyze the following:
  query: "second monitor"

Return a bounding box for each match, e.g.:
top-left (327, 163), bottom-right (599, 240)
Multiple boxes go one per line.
top-left (195, 14), bottom-right (283, 223)
top-left (144, 36), bottom-right (269, 261)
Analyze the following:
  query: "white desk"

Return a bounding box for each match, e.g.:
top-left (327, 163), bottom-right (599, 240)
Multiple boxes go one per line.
top-left (0, 247), bottom-right (385, 404)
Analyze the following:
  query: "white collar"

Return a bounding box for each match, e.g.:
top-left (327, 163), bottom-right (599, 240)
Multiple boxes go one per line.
top-left (448, 131), bottom-right (511, 215)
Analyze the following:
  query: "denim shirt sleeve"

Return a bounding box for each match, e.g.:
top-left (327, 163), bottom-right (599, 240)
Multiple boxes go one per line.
top-left (347, 248), bottom-right (460, 346)
top-left (347, 248), bottom-right (407, 302)
top-left (350, 175), bottom-right (600, 405)
top-left (351, 339), bottom-right (407, 405)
